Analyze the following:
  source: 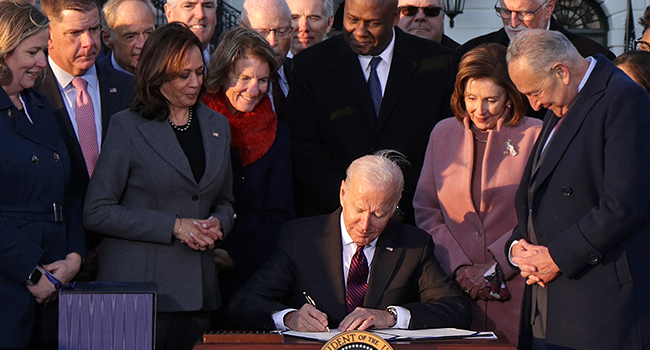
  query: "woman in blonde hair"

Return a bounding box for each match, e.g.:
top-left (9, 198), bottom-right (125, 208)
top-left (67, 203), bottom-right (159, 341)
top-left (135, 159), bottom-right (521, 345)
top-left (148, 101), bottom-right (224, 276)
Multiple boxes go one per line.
top-left (414, 43), bottom-right (541, 345)
top-left (0, 2), bottom-right (85, 348)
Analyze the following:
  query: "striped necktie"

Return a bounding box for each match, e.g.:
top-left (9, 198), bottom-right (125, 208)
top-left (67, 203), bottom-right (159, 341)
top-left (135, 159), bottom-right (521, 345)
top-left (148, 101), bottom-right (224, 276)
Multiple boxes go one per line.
top-left (346, 244), bottom-right (368, 313)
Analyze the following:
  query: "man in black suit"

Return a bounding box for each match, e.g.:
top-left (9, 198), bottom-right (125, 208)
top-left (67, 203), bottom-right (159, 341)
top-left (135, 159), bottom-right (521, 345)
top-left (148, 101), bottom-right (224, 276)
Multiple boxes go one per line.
top-left (38, 0), bottom-right (134, 277)
top-left (396, 0), bottom-right (459, 49)
top-left (229, 151), bottom-right (471, 331)
top-left (286, 0), bottom-right (455, 224)
top-left (456, 0), bottom-right (614, 61)
top-left (99, 0), bottom-right (156, 76)
top-left (506, 30), bottom-right (650, 350)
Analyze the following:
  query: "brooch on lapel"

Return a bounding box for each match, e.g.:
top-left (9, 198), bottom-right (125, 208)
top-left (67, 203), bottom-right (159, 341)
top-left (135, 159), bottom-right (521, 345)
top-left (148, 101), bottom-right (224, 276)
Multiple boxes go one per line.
top-left (503, 139), bottom-right (517, 157)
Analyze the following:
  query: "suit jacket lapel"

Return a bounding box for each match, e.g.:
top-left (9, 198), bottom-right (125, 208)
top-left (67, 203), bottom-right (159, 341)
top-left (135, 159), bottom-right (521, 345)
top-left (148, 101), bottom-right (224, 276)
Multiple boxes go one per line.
top-left (197, 104), bottom-right (227, 190)
top-left (12, 90), bottom-right (59, 150)
top-left (315, 209), bottom-right (347, 308)
top-left (531, 56), bottom-right (609, 194)
top-left (365, 223), bottom-right (402, 309)
top-left (97, 64), bottom-right (123, 138)
top-left (137, 118), bottom-right (196, 183)
top-left (331, 37), bottom-right (378, 127)
top-left (377, 30), bottom-right (417, 132)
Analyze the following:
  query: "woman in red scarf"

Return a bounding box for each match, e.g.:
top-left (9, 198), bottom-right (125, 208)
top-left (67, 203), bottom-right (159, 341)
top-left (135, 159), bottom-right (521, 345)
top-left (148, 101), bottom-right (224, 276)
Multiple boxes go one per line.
top-left (202, 28), bottom-right (295, 326)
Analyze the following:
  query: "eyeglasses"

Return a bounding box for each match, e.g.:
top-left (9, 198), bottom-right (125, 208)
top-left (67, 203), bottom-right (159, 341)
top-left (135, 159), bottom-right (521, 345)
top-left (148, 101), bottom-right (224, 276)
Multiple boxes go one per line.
top-left (241, 20), bottom-right (293, 39)
top-left (398, 6), bottom-right (443, 17)
top-left (634, 39), bottom-right (650, 52)
top-left (494, 0), bottom-right (547, 21)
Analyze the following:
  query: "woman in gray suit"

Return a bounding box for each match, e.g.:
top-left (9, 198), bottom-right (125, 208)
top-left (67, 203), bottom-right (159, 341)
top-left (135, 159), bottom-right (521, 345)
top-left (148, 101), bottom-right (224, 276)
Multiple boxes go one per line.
top-left (84, 23), bottom-right (234, 350)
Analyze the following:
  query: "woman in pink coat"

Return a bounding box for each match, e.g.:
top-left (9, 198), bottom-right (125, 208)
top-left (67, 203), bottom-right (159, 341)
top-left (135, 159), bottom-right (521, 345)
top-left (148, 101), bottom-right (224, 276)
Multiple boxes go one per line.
top-left (413, 44), bottom-right (541, 345)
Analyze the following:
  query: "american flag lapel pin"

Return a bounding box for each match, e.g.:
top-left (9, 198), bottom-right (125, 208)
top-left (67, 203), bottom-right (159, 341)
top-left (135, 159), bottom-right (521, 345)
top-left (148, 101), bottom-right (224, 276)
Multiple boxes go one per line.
top-left (109, 88), bottom-right (117, 93)
top-left (212, 132), bottom-right (219, 137)
top-left (386, 246), bottom-right (394, 252)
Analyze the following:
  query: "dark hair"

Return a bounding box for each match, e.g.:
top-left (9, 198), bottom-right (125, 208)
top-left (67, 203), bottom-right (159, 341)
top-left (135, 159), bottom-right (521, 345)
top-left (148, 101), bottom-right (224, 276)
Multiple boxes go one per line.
top-left (614, 51), bottom-right (650, 95)
top-left (205, 27), bottom-right (278, 93)
top-left (639, 5), bottom-right (650, 34)
top-left (452, 43), bottom-right (526, 126)
top-left (41, 0), bottom-right (99, 22)
top-left (131, 22), bottom-right (205, 120)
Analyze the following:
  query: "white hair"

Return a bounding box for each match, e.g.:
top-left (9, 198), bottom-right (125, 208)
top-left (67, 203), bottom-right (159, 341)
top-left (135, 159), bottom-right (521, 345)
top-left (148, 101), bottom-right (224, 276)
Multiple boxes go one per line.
top-left (506, 29), bottom-right (581, 75)
top-left (345, 150), bottom-right (407, 204)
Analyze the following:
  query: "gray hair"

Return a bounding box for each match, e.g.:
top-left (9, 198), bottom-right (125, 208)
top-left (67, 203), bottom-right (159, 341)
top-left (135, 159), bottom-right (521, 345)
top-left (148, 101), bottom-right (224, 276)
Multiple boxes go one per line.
top-left (102, 0), bottom-right (155, 37)
top-left (166, 0), bottom-right (216, 9)
top-left (506, 29), bottom-right (580, 76)
top-left (344, 150), bottom-right (407, 204)
top-left (323, 0), bottom-right (333, 18)
top-left (241, 0), bottom-right (292, 25)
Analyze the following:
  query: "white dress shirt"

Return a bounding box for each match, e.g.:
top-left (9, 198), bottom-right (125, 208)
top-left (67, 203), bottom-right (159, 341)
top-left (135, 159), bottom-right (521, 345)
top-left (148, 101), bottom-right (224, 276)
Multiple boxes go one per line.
top-left (110, 52), bottom-right (132, 76)
top-left (48, 56), bottom-right (103, 147)
top-left (358, 28), bottom-right (396, 98)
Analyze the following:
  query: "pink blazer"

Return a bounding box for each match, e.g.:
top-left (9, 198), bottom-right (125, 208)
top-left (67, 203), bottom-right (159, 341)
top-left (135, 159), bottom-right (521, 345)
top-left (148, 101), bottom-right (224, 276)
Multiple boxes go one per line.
top-left (414, 116), bottom-right (541, 344)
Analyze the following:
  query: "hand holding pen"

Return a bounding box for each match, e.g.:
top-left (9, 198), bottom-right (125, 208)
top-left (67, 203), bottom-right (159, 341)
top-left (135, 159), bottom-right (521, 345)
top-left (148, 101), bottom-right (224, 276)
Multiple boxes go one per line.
top-left (283, 291), bottom-right (330, 332)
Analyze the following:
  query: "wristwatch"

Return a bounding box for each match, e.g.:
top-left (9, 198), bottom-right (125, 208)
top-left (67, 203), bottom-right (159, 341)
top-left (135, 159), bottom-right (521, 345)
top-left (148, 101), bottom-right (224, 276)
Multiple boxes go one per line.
top-left (386, 306), bottom-right (398, 325)
top-left (25, 267), bottom-right (43, 286)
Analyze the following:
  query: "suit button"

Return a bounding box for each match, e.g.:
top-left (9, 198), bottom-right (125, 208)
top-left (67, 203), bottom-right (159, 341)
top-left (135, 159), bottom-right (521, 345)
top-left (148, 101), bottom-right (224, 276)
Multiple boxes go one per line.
top-left (191, 195), bottom-right (199, 201)
top-left (53, 152), bottom-right (60, 161)
top-left (31, 155), bottom-right (39, 164)
top-left (241, 176), bottom-right (245, 183)
top-left (7, 108), bottom-right (14, 118)
top-left (562, 186), bottom-right (572, 196)
top-left (589, 254), bottom-right (600, 263)
top-left (475, 229), bottom-right (483, 237)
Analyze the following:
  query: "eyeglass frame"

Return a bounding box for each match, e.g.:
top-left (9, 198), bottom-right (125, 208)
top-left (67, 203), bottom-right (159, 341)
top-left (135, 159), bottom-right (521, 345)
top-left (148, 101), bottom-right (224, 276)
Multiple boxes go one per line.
top-left (634, 39), bottom-right (650, 52)
top-left (398, 6), bottom-right (443, 18)
top-left (239, 20), bottom-right (293, 39)
top-left (494, 0), bottom-right (548, 22)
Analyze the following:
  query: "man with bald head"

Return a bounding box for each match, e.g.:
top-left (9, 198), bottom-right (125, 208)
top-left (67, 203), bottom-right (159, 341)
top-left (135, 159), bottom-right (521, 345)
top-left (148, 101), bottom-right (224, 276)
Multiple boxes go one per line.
top-left (99, 0), bottom-right (156, 75)
top-left (396, 0), bottom-right (459, 49)
top-left (286, 0), bottom-right (455, 225)
top-left (506, 29), bottom-right (650, 349)
top-left (230, 151), bottom-right (471, 331)
top-left (456, 0), bottom-right (614, 61)
top-left (165, 0), bottom-right (217, 62)
top-left (285, 0), bottom-right (334, 56)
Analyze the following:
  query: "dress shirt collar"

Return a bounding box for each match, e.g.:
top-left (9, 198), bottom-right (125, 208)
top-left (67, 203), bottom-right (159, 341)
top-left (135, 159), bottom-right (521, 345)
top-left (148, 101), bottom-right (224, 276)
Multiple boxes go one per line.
top-left (111, 52), bottom-right (133, 76)
top-left (578, 56), bottom-right (596, 93)
top-left (48, 55), bottom-right (98, 91)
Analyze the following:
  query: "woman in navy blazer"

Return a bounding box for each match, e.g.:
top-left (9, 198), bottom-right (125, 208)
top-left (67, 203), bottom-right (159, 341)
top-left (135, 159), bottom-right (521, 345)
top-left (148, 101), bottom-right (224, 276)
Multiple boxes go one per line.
top-left (84, 24), bottom-right (234, 350)
top-left (0, 3), bottom-right (85, 348)
top-left (201, 28), bottom-right (295, 324)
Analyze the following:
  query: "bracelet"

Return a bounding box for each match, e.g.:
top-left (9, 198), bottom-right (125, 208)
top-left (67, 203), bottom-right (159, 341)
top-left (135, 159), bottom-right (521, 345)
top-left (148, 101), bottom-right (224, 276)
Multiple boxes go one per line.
top-left (175, 217), bottom-right (183, 237)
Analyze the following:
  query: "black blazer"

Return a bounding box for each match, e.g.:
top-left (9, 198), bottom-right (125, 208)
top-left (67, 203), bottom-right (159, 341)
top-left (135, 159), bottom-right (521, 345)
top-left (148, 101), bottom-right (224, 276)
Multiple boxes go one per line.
top-left (36, 62), bottom-right (134, 199)
top-left (286, 28), bottom-right (456, 223)
top-left (508, 56), bottom-right (650, 350)
top-left (229, 209), bottom-right (471, 330)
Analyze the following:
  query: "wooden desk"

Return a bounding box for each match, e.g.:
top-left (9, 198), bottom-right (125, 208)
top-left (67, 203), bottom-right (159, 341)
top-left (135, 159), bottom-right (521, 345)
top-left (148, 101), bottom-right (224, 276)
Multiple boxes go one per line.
top-left (194, 331), bottom-right (516, 350)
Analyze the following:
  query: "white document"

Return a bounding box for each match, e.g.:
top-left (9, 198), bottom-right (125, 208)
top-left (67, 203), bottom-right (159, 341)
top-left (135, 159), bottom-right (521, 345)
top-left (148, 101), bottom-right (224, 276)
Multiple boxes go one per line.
top-left (283, 328), bottom-right (496, 342)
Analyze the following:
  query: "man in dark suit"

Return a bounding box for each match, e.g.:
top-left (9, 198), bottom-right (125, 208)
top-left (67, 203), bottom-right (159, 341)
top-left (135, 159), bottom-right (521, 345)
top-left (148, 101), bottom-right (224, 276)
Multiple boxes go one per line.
top-left (456, 0), bottom-right (615, 61)
top-left (38, 0), bottom-right (134, 278)
top-left (286, 0), bottom-right (455, 223)
top-left (99, 0), bottom-right (156, 76)
top-left (229, 151), bottom-right (471, 331)
top-left (506, 29), bottom-right (650, 350)
top-left (396, 0), bottom-right (460, 49)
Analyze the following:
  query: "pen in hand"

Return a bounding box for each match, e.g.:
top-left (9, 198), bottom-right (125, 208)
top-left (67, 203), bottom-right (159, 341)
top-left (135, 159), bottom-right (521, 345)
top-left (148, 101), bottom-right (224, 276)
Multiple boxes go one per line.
top-left (303, 291), bottom-right (330, 332)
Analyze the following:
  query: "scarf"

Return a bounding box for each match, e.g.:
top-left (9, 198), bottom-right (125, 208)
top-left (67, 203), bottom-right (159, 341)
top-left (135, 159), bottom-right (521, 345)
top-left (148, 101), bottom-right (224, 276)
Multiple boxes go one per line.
top-left (202, 91), bottom-right (277, 166)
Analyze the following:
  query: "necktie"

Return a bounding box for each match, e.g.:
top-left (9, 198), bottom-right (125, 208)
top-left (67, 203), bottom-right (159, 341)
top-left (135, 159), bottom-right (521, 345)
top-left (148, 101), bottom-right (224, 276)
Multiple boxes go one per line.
top-left (346, 245), bottom-right (368, 313)
top-left (71, 77), bottom-right (99, 177)
top-left (368, 56), bottom-right (382, 117)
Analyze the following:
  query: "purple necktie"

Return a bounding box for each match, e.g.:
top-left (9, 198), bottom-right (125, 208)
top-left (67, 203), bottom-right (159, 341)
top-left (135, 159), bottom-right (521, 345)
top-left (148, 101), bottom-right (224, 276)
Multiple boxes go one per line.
top-left (71, 77), bottom-right (98, 177)
top-left (346, 244), bottom-right (368, 313)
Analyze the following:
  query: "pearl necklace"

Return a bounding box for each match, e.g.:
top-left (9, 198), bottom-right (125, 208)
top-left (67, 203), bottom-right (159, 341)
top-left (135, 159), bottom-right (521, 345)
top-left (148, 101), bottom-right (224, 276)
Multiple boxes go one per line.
top-left (471, 125), bottom-right (488, 143)
top-left (169, 107), bottom-right (192, 132)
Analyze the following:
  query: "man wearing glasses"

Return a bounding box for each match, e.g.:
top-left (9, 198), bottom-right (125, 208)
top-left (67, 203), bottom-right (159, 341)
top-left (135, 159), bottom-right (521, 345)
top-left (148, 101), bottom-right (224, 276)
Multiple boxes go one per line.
top-left (456, 0), bottom-right (614, 63)
top-left (456, 0), bottom-right (613, 120)
top-left (241, 0), bottom-right (293, 116)
top-left (396, 0), bottom-right (459, 49)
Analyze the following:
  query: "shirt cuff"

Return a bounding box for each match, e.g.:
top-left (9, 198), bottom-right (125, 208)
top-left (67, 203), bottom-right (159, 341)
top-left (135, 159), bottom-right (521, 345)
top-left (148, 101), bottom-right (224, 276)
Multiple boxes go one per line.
top-left (390, 305), bottom-right (411, 329)
top-left (272, 308), bottom-right (297, 331)
top-left (508, 240), bottom-right (520, 267)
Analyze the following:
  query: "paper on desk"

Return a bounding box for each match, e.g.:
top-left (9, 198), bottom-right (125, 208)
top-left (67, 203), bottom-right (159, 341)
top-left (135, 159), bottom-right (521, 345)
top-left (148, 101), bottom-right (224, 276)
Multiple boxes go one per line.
top-left (283, 328), bottom-right (496, 342)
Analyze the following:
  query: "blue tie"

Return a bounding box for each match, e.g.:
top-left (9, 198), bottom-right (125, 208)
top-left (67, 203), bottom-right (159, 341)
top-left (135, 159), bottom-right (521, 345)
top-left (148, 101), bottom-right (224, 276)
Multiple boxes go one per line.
top-left (368, 57), bottom-right (382, 117)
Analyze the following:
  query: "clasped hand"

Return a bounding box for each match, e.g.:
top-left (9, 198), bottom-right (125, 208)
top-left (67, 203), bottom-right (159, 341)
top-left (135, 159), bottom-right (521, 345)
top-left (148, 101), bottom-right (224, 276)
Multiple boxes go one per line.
top-left (27, 253), bottom-right (82, 304)
top-left (455, 263), bottom-right (496, 300)
top-left (511, 239), bottom-right (560, 287)
top-left (284, 304), bottom-right (395, 332)
top-left (173, 216), bottom-right (223, 251)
